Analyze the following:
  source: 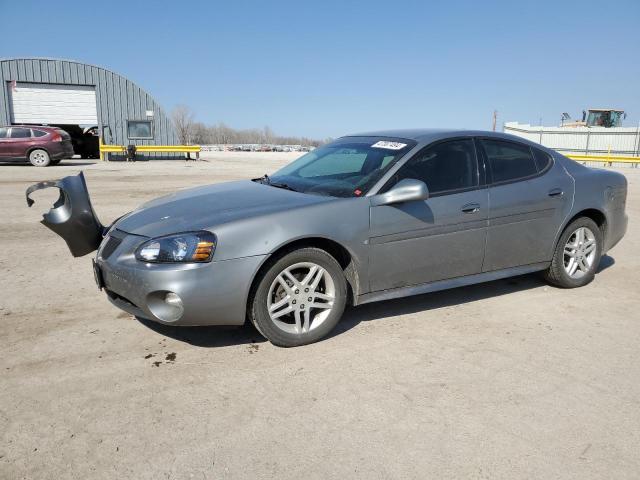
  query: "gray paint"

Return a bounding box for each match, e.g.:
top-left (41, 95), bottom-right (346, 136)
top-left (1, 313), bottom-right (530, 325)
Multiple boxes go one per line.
top-left (359, 262), bottom-right (551, 305)
top-left (25, 172), bottom-right (104, 257)
top-left (1, 58), bottom-right (177, 158)
top-left (369, 186), bottom-right (489, 291)
top-left (27, 129), bottom-right (629, 332)
top-left (369, 178), bottom-right (429, 206)
top-left (481, 158), bottom-right (574, 271)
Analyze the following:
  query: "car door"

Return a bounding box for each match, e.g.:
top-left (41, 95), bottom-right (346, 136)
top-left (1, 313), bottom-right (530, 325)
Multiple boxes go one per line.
top-left (369, 138), bottom-right (488, 292)
top-left (478, 138), bottom-right (574, 271)
top-left (0, 127), bottom-right (10, 158)
top-left (7, 127), bottom-right (34, 157)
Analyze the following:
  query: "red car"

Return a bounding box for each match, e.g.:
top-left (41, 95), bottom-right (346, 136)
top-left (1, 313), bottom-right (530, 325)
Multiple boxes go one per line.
top-left (0, 125), bottom-right (75, 166)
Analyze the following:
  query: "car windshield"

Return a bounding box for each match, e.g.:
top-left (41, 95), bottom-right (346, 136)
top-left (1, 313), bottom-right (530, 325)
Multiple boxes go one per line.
top-left (266, 137), bottom-right (416, 197)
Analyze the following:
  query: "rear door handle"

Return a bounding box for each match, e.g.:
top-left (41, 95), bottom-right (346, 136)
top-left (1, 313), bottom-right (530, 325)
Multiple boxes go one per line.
top-left (461, 203), bottom-right (481, 214)
top-left (548, 188), bottom-right (564, 197)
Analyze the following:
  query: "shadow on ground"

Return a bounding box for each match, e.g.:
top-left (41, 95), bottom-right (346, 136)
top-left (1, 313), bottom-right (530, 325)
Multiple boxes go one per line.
top-left (137, 319), bottom-right (267, 348)
top-left (597, 254), bottom-right (615, 272)
top-left (138, 255), bottom-right (616, 347)
top-left (0, 160), bottom-right (97, 167)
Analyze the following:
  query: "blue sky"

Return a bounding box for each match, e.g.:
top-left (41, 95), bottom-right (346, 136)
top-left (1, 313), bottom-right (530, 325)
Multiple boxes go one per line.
top-left (2, 0), bottom-right (639, 138)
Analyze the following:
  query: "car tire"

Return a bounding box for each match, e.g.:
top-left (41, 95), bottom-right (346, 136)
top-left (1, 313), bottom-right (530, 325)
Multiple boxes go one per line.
top-left (544, 217), bottom-right (602, 288)
top-left (249, 247), bottom-right (348, 347)
top-left (29, 149), bottom-right (51, 167)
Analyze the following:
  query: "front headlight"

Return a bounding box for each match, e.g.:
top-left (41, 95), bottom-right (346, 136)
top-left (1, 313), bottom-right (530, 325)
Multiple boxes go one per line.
top-left (135, 231), bottom-right (216, 263)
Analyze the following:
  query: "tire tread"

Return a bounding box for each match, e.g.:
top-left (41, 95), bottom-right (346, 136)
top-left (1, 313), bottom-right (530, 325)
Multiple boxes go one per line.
top-left (544, 217), bottom-right (602, 288)
top-left (248, 247), bottom-right (347, 347)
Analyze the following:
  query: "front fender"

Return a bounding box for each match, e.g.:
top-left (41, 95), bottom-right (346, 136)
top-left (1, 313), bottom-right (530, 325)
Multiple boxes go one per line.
top-left (26, 171), bottom-right (105, 257)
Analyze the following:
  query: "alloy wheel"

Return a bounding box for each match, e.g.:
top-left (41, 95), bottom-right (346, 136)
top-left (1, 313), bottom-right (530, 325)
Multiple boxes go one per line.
top-left (30, 151), bottom-right (48, 166)
top-left (563, 226), bottom-right (597, 279)
top-left (267, 262), bottom-right (335, 334)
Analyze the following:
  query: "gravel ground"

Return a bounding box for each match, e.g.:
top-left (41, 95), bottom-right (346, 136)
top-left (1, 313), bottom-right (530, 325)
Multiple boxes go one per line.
top-left (1, 153), bottom-right (639, 479)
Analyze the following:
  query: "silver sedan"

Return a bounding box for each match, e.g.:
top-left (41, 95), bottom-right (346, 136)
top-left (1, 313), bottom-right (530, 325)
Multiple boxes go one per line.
top-left (27, 130), bottom-right (628, 346)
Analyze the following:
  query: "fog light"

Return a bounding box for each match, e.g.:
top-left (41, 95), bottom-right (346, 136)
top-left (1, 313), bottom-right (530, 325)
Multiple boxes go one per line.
top-left (165, 292), bottom-right (183, 308)
top-left (147, 291), bottom-right (185, 323)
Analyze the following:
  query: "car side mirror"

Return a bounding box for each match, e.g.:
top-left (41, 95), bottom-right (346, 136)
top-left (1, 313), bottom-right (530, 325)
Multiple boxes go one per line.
top-left (370, 178), bottom-right (429, 206)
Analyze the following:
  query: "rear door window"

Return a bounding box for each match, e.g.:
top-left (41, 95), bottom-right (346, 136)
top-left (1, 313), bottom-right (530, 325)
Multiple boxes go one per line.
top-left (9, 127), bottom-right (32, 138)
top-left (480, 139), bottom-right (538, 183)
top-left (0, 127), bottom-right (8, 138)
top-left (532, 147), bottom-right (553, 172)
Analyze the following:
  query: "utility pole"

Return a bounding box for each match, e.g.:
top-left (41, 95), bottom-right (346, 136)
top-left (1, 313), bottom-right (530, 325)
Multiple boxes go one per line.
top-left (492, 110), bottom-right (497, 131)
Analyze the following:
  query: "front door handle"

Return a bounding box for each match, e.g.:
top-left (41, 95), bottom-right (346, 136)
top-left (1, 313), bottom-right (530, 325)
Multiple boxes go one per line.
top-left (461, 203), bottom-right (481, 214)
top-left (548, 188), bottom-right (564, 197)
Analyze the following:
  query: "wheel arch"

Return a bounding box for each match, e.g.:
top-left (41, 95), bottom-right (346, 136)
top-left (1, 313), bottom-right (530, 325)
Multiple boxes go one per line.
top-left (553, 207), bottom-right (608, 256)
top-left (564, 208), bottom-right (607, 237)
top-left (26, 145), bottom-right (51, 159)
top-left (246, 236), bottom-right (360, 317)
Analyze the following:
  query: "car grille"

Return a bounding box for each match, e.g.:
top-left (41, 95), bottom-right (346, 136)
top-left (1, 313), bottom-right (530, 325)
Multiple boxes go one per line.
top-left (100, 233), bottom-right (124, 259)
top-left (106, 289), bottom-right (140, 310)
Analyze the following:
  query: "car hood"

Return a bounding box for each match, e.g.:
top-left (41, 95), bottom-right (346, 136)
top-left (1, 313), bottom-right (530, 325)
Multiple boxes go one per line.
top-left (114, 180), bottom-right (333, 238)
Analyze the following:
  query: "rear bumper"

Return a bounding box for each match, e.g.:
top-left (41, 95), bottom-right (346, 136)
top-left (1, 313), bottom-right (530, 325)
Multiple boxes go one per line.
top-left (50, 141), bottom-right (74, 159)
top-left (605, 212), bottom-right (627, 253)
top-left (96, 232), bottom-right (267, 326)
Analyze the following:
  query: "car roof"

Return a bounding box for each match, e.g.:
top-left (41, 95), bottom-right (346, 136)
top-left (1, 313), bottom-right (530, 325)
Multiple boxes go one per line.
top-left (1, 125), bottom-right (58, 130)
top-left (344, 128), bottom-right (537, 145)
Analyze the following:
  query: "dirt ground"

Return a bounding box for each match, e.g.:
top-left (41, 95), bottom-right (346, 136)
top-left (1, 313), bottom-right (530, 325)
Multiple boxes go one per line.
top-left (1, 153), bottom-right (639, 479)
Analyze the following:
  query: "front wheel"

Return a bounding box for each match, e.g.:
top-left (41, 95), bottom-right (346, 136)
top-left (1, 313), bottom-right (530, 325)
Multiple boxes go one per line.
top-left (544, 217), bottom-right (602, 288)
top-left (249, 247), bottom-right (348, 347)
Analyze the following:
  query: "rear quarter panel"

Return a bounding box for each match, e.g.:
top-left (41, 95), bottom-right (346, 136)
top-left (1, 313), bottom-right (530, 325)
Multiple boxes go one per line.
top-left (560, 156), bottom-right (628, 252)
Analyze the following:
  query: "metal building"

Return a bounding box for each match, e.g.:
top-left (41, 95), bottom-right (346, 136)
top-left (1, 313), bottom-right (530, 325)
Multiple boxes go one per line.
top-left (504, 122), bottom-right (640, 157)
top-left (0, 58), bottom-right (178, 158)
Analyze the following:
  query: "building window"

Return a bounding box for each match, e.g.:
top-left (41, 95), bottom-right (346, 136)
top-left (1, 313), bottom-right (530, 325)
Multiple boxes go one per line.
top-left (127, 120), bottom-right (153, 139)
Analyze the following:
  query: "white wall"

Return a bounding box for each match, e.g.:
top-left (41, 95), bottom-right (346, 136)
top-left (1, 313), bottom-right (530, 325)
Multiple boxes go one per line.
top-left (504, 122), bottom-right (640, 156)
top-left (9, 82), bottom-right (98, 125)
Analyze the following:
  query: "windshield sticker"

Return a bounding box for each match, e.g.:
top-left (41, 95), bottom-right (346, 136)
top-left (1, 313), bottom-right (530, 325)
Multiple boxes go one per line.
top-left (371, 141), bottom-right (407, 150)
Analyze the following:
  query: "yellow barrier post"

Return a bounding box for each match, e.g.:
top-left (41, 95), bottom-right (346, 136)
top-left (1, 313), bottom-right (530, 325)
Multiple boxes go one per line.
top-left (566, 154), bottom-right (640, 165)
top-left (99, 145), bottom-right (201, 161)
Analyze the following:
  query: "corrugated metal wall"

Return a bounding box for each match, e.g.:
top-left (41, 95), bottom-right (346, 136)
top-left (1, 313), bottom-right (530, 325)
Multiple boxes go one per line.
top-left (504, 122), bottom-right (640, 157)
top-left (0, 58), bottom-right (178, 159)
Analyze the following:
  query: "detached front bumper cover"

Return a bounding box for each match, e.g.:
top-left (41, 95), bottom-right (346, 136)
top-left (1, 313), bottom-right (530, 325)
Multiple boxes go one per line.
top-left (26, 171), bottom-right (105, 257)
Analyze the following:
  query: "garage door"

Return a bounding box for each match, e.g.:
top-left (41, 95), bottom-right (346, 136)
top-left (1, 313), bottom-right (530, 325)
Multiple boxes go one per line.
top-left (9, 82), bottom-right (98, 124)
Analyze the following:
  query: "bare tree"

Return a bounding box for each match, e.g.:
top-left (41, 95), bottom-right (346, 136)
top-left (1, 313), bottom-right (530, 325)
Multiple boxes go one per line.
top-left (263, 125), bottom-right (274, 144)
top-left (171, 105), bottom-right (195, 145)
top-left (201, 123), bottom-right (324, 147)
top-left (171, 105), bottom-right (325, 147)
top-left (191, 122), bottom-right (210, 144)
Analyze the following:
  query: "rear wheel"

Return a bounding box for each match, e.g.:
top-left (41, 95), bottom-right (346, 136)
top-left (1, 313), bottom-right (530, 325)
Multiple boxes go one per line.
top-left (249, 248), bottom-right (348, 347)
top-left (29, 149), bottom-right (51, 167)
top-left (544, 217), bottom-right (602, 288)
